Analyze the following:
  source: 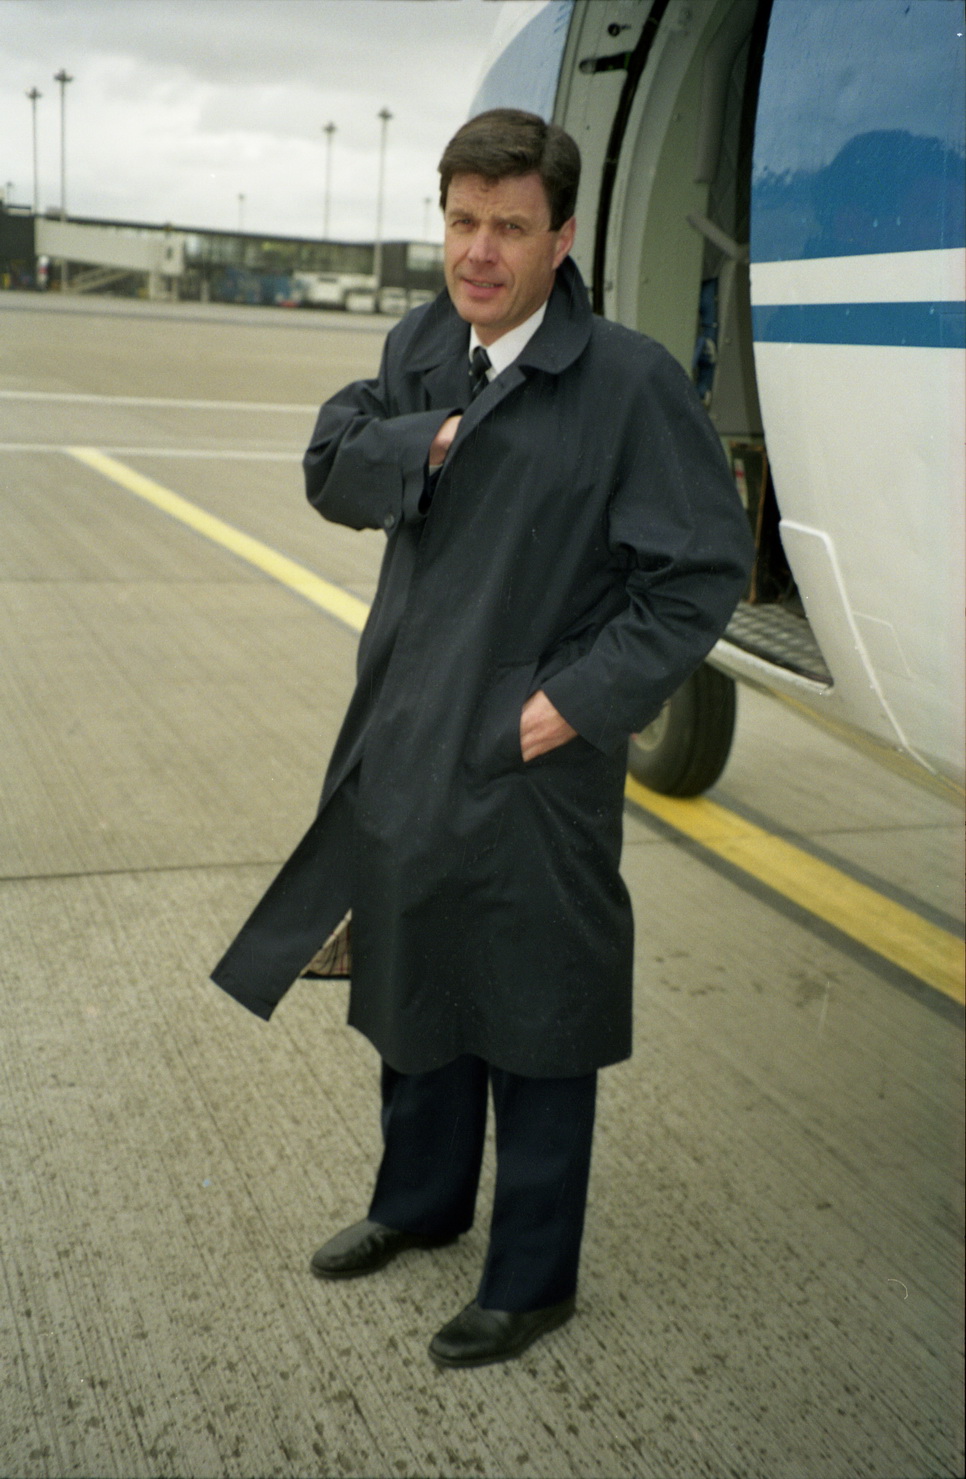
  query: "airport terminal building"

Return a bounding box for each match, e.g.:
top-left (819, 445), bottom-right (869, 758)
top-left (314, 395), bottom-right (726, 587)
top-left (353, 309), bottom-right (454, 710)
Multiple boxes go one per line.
top-left (0, 201), bottom-right (444, 311)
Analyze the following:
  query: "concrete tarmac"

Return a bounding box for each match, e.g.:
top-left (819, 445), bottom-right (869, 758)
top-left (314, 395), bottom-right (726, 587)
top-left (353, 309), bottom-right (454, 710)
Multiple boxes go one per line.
top-left (0, 291), bottom-right (963, 1479)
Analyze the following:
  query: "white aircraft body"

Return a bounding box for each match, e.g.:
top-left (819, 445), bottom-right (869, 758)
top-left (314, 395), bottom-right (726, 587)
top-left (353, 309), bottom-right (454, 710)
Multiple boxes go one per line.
top-left (471, 0), bottom-right (965, 795)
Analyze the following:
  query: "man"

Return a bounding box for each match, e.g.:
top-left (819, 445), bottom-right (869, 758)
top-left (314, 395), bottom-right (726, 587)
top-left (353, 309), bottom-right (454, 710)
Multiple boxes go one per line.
top-left (212, 109), bottom-right (753, 1368)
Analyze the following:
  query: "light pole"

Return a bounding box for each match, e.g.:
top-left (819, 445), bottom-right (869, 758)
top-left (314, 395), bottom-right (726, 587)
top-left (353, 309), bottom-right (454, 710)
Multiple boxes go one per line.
top-left (238, 193), bottom-right (245, 232)
top-left (322, 121), bottom-right (336, 241)
top-left (422, 195), bottom-right (432, 240)
top-left (373, 106), bottom-right (392, 293)
top-left (53, 69), bottom-right (73, 291)
top-left (26, 87), bottom-right (41, 214)
top-left (53, 69), bottom-right (73, 219)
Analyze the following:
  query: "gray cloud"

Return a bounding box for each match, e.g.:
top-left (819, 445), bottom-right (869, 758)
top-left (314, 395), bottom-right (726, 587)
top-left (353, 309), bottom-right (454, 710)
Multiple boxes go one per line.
top-left (1, 0), bottom-right (499, 239)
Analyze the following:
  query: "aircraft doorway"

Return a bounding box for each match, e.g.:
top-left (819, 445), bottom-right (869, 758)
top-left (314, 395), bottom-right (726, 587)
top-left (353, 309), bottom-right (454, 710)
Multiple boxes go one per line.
top-left (589, 0), bottom-right (832, 791)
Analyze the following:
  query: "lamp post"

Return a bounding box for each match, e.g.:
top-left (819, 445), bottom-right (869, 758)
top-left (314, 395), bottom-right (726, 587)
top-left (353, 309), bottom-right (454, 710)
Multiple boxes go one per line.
top-left (238, 193), bottom-right (245, 232)
top-left (53, 69), bottom-right (73, 219)
top-left (373, 106), bottom-right (392, 294)
top-left (53, 69), bottom-right (73, 291)
top-left (322, 121), bottom-right (336, 241)
top-left (26, 87), bottom-right (41, 214)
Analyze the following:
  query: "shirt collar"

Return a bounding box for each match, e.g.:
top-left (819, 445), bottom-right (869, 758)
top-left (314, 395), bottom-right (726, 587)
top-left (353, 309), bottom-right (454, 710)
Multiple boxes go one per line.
top-left (469, 298), bottom-right (549, 380)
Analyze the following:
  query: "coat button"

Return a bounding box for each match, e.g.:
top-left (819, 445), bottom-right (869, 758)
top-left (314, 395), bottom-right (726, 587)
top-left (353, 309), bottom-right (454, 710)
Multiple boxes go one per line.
top-left (383, 512), bottom-right (397, 530)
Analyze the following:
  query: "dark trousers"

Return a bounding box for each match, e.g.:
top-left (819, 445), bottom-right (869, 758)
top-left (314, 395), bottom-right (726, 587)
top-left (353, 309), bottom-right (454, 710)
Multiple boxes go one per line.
top-left (367, 1054), bottom-right (597, 1312)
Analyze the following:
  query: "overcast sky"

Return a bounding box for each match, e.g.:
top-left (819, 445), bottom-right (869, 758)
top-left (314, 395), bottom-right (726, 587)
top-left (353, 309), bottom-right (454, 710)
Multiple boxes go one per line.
top-left (0, 0), bottom-right (506, 242)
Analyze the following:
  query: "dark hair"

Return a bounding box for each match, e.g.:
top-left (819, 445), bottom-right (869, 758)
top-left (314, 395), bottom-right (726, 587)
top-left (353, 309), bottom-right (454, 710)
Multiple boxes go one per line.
top-left (438, 108), bottom-right (580, 230)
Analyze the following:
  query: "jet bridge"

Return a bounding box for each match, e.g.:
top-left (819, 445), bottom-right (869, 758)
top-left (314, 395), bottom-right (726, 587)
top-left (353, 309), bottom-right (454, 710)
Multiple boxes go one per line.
top-left (35, 216), bottom-right (185, 297)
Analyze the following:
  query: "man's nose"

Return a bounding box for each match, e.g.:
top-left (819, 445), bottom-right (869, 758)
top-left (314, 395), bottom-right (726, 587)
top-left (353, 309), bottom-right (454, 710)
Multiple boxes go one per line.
top-left (466, 226), bottom-right (498, 263)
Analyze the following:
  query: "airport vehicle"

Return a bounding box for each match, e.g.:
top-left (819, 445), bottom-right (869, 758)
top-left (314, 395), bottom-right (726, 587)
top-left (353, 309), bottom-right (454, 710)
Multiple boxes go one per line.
top-left (293, 270), bottom-right (378, 310)
top-left (377, 285), bottom-right (411, 316)
top-left (472, 0), bottom-right (965, 794)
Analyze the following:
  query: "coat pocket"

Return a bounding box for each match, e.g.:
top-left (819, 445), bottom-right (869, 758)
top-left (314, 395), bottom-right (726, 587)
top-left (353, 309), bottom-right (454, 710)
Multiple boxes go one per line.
top-left (465, 660), bottom-right (538, 781)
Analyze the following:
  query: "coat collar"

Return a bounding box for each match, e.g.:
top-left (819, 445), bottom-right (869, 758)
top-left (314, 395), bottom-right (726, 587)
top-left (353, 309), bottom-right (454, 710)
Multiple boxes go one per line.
top-left (406, 256), bottom-right (593, 383)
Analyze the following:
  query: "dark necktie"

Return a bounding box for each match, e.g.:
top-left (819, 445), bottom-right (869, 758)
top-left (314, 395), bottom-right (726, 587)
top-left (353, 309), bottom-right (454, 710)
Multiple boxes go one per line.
top-left (469, 345), bottom-right (492, 399)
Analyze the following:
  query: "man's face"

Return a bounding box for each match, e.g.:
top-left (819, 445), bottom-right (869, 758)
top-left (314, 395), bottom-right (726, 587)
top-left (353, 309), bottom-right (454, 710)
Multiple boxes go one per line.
top-left (443, 171), bottom-right (576, 345)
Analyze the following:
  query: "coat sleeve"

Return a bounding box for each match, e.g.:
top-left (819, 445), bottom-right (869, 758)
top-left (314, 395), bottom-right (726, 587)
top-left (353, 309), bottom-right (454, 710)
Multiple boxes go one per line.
top-left (541, 343), bottom-right (755, 754)
top-left (303, 332), bottom-right (459, 532)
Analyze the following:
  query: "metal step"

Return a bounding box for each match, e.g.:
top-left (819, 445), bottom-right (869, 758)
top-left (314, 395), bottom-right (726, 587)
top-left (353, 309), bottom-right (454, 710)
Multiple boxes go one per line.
top-left (724, 601), bottom-right (833, 684)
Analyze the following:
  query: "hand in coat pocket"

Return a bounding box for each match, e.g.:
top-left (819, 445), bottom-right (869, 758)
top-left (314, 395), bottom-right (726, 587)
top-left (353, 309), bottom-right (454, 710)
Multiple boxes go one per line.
top-left (520, 689), bottom-right (578, 762)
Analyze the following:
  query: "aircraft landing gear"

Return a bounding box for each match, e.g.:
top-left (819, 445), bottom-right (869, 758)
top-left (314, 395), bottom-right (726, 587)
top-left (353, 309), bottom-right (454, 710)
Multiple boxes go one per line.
top-left (628, 663), bottom-right (736, 797)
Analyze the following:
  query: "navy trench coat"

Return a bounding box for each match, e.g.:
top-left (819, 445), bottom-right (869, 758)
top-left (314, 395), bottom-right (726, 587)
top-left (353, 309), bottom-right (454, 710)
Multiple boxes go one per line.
top-left (212, 258), bottom-right (753, 1077)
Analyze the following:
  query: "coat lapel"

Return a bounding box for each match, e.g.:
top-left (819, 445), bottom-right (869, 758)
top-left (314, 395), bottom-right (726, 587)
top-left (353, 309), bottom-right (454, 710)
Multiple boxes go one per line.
top-left (405, 300), bottom-right (469, 410)
top-left (421, 351), bottom-right (471, 410)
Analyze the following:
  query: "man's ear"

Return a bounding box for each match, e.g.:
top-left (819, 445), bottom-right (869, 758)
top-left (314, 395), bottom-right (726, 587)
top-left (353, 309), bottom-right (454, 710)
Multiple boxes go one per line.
top-left (552, 216), bottom-right (577, 269)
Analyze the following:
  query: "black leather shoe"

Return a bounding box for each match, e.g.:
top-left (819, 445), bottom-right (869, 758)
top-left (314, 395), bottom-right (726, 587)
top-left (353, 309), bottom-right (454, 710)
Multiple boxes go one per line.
top-left (309, 1218), bottom-right (457, 1280)
top-left (428, 1295), bottom-right (576, 1368)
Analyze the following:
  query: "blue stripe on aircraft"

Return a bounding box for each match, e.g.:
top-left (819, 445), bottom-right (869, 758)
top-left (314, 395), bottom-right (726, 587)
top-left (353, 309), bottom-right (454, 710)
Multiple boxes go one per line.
top-left (752, 301), bottom-right (965, 349)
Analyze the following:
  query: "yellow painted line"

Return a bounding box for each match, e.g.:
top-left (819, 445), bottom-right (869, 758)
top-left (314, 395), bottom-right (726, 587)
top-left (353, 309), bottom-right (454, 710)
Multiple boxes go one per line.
top-left (625, 774), bottom-right (965, 1005)
top-left (67, 443), bottom-right (963, 1006)
top-left (66, 447), bottom-right (369, 633)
